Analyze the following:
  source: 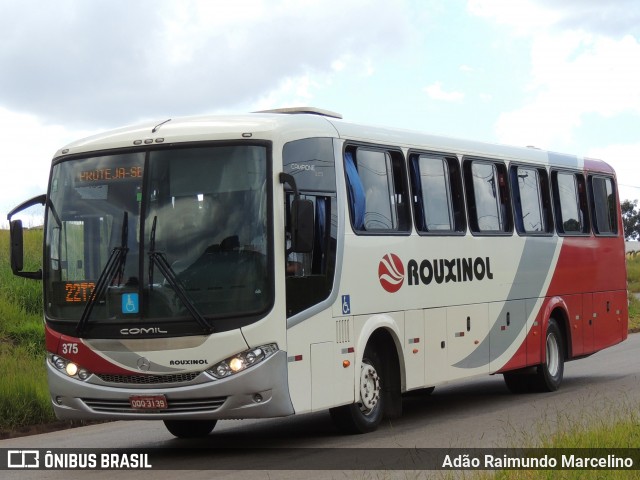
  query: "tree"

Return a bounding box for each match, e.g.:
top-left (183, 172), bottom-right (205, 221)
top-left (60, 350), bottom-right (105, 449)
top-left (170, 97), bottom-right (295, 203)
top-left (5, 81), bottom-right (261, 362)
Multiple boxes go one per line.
top-left (622, 199), bottom-right (640, 240)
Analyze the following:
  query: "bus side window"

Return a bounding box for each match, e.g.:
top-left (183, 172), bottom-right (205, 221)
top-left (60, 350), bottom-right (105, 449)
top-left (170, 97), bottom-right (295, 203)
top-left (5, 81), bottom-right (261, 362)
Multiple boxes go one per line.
top-left (282, 137), bottom-right (338, 318)
top-left (463, 158), bottom-right (512, 235)
top-left (510, 165), bottom-right (553, 235)
top-left (344, 146), bottom-right (410, 234)
top-left (285, 194), bottom-right (331, 274)
top-left (552, 171), bottom-right (590, 235)
top-left (284, 193), bottom-right (337, 317)
top-left (409, 153), bottom-right (465, 234)
top-left (589, 175), bottom-right (618, 236)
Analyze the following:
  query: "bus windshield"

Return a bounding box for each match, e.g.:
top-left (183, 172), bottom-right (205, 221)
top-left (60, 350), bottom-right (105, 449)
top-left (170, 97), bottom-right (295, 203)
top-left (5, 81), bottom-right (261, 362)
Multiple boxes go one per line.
top-left (44, 145), bottom-right (271, 333)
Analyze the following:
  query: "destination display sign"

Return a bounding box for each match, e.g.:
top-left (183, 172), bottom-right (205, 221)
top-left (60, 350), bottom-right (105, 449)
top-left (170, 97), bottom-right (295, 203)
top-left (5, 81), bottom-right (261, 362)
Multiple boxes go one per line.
top-left (52, 281), bottom-right (96, 304)
top-left (78, 166), bottom-right (143, 183)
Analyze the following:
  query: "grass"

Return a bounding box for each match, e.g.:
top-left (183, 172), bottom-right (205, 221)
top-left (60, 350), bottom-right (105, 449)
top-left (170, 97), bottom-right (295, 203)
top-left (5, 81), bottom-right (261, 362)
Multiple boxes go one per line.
top-left (629, 295), bottom-right (640, 332)
top-left (0, 229), bottom-right (45, 350)
top-left (0, 229), bottom-right (43, 316)
top-left (628, 254), bottom-right (640, 285)
top-left (0, 344), bottom-right (54, 429)
top-left (0, 228), bottom-right (54, 431)
top-left (629, 255), bottom-right (640, 332)
top-left (628, 254), bottom-right (640, 293)
top-left (475, 404), bottom-right (640, 480)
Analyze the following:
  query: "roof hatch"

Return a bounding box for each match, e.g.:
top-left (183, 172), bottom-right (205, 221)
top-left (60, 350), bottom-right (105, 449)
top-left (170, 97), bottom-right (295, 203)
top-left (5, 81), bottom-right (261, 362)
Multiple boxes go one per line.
top-left (253, 106), bottom-right (342, 119)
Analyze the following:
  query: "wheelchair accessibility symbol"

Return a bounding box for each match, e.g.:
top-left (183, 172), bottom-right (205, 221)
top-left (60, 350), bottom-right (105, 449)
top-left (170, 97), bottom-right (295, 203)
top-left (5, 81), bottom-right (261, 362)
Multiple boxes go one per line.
top-left (122, 293), bottom-right (139, 314)
top-left (341, 295), bottom-right (351, 315)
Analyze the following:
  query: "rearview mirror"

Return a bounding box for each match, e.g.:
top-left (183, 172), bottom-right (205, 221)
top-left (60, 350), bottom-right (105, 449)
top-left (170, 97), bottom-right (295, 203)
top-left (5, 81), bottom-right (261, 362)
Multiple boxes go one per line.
top-left (7, 194), bottom-right (45, 280)
top-left (9, 219), bottom-right (42, 279)
top-left (10, 220), bottom-right (24, 272)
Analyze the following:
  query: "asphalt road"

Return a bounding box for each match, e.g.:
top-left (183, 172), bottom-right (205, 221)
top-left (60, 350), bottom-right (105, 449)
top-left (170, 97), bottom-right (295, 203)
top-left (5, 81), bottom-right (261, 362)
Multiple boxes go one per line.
top-left (2, 333), bottom-right (638, 479)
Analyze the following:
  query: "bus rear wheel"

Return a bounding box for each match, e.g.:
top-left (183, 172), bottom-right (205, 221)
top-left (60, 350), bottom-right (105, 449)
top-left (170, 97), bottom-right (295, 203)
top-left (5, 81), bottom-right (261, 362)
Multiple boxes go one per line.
top-left (163, 419), bottom-right (217, 438)
top-left (329, 347), bottom-right (384, 434)
top-left (503, 318), bottom-right (565, 393)
top-left (534, 318), bottom-right (564, 392)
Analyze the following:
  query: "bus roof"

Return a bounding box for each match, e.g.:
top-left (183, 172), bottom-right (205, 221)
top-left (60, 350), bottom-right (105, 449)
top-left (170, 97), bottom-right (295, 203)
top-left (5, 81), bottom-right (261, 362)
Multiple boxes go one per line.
top-left (53, 109), bottom-right (614, 174)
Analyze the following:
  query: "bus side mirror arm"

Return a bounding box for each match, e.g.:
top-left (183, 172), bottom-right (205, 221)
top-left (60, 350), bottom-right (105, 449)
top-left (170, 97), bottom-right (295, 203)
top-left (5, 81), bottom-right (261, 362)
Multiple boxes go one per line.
top-left (7, 194), bottom-right (46, 280)
top-left (279, 173), bottom-right (314, 254)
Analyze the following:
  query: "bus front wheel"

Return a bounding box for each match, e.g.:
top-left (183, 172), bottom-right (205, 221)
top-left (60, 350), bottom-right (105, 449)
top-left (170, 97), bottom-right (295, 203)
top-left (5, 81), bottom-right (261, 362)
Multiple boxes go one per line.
top-left (163, 419), bottom-right (217, 438)
top-left (329, 347), bottom-right (384, 434)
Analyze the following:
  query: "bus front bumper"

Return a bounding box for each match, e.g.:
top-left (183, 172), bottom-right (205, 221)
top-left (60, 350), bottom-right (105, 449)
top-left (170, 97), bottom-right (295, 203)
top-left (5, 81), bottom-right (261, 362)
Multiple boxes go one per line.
top-left (47, 350), bottom-right (295, 421)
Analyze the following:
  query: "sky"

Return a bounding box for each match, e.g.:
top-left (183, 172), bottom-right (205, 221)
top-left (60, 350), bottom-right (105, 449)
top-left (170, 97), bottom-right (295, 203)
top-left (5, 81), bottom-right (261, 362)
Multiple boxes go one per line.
top-left (1, 0), bottom-right (639, 227)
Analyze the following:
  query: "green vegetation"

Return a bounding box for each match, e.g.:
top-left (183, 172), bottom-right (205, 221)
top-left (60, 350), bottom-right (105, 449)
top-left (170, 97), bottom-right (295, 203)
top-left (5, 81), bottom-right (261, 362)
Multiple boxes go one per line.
top-left (629, 254), bottom-right (640, 332)
top-left (628, 254), bottom-right (640, 293)
top-left (630, 295), bottom-right (640, 332)
top-left (0, 229), bottom-right (43, 316)
top-left (476, 404), bottom-right (640, 480)
top-left (0, 228), bottom-right (55, 431)
top-left (541, 411), bottom-right (640, 450)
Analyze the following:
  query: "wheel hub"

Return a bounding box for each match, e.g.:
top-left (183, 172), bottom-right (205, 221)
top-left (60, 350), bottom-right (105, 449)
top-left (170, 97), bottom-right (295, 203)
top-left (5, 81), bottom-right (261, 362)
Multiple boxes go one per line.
top-left (546, 332), bottom-right (559, 377)
top-left (359, 362), bottom-right (380, 413)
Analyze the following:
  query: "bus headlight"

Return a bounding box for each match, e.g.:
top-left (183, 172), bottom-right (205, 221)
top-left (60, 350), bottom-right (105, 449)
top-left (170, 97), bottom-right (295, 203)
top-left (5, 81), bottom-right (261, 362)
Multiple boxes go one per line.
top-left (65, 362), bottom-right (78, 376)
top-left (48, 354), bottom-right (92, 382)
top-left (207, 344), bottom-right (278, 379)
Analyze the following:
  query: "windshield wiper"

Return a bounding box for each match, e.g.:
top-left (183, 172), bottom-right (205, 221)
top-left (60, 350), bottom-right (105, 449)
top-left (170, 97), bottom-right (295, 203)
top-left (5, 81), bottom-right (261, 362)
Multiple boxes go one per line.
top-left (76, 212), bottom-right (129, 335)
top-left (148, 216), bottom-right (213, 334)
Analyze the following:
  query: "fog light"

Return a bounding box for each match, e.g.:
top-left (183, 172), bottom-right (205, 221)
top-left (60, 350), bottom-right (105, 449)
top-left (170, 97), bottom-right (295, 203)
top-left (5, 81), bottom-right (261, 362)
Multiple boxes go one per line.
top-left (254, 394), bottom-right (263, 403)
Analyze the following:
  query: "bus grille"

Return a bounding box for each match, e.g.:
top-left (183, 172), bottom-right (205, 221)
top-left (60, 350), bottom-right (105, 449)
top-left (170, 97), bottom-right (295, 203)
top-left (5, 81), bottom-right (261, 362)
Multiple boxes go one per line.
top-left (95, 372), bottom-right (201, 385)
top-left (82, 397), bottom-right (227, 414)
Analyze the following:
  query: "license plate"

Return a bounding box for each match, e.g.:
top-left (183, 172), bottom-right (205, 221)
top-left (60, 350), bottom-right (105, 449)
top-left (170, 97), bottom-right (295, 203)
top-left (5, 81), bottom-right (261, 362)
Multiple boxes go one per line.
top-left (129, 395), bottom-right (168, 410)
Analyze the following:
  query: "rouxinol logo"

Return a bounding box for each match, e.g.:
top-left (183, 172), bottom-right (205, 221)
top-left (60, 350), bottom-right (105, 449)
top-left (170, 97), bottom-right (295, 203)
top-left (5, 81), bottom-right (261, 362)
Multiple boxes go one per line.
top-left (378, 253), bottom-right (405, 293)
top-left (378, 254), bottom-right (494, 292)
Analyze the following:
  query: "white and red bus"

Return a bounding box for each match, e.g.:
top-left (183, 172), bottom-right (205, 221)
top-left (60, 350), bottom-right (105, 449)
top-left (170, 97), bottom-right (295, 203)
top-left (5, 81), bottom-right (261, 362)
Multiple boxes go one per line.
top-left (8, 108), bottom-right (628, 436)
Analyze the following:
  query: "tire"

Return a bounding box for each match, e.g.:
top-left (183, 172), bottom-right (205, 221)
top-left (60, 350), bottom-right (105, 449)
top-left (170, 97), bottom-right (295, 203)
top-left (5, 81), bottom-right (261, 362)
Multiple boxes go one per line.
top-left (330, 347), bottom-right (384, 434)
top-left (534, 318), bottom-right (564, 392)
top-left (163, 419), bottom-right (217, 438)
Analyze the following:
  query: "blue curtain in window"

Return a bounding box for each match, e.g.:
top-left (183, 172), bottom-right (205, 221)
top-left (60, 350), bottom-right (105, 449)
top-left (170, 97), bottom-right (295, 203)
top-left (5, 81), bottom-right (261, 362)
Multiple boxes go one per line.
top-left (344, 152), bottom-right (365, 230)
top-left (314, 197), bottom-right (326, 271)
